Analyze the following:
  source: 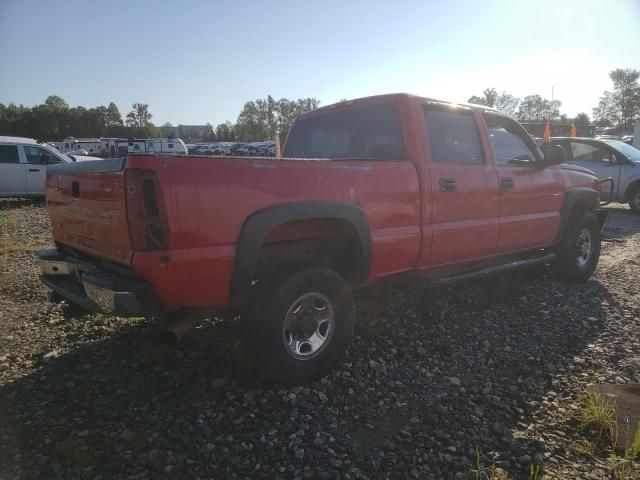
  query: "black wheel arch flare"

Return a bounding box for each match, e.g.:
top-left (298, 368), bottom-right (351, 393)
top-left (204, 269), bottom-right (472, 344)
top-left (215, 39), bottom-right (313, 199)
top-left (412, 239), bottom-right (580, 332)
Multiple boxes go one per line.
top-left (230, 201), bottom-right (372, 304)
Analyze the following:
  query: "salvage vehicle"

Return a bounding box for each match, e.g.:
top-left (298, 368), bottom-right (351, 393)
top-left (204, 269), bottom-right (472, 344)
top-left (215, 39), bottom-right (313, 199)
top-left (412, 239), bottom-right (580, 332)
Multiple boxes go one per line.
top-left (0, 136), bottom-right (100, 197)
top-left (545, 137), bottom-right (640, 213)
top-left (38, 94), bottom-right (607, 385)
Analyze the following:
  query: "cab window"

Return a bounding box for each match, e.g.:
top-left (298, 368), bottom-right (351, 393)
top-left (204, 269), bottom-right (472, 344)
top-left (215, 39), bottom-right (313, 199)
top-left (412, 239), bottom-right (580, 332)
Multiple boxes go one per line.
top-left (485, 114), bottom-right (539, 164)
top-left (23, 145), bottom-right (61, 164)
top-left (283, 103), bottom-right (405, 160)
top-left (570, 142), bottom-right (613, 163)
top-left (0, 145), bottom-right (20, 164)
top-left (423, 107), bottom-right (483, 164)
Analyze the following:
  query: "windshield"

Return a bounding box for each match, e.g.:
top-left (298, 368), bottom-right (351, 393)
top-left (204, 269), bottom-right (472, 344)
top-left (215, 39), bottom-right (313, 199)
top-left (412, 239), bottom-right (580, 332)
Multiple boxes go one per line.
top-left (603, 140), bottom-right (640, 162)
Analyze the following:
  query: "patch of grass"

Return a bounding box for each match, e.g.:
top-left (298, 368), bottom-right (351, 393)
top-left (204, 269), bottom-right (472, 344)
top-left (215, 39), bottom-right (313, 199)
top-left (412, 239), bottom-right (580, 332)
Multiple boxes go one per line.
top-left (609, 421), bottom-right (640, 480)
top-left (577, 386), bottom-right (617, 443)
top-left (529, 464), bottom-right (542, 480)
top-left (471, 447), bottom-right (510, 480)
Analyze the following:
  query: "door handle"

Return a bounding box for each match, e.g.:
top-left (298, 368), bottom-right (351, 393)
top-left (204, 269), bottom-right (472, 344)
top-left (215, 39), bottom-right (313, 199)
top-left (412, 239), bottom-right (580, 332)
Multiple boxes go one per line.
top-left (28, 168), bottom-right (41, 172)
top-left (501, 177), bottom-right (514, 190)
top-left (439, 178), bottom-right (457, 192)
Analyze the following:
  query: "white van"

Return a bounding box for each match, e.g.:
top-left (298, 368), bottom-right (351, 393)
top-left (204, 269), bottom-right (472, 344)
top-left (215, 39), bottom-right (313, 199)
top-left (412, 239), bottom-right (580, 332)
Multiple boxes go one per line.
top-left (0, 137), bottom-right (100, 197)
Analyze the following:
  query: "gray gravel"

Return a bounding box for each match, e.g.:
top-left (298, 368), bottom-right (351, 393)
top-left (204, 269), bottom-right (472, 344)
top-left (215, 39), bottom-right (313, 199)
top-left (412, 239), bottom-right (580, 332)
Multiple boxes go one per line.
top-left (1, 199), bottom-right (639, 479)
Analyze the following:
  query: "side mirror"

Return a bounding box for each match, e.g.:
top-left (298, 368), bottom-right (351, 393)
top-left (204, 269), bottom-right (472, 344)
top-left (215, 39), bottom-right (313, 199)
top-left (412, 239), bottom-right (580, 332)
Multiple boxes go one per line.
top-left (610, 154), bottom-right (619, 166)
top-left (543, 145), bottom-right (566, 166)
top-left (40, 153), bottom-right (51, 165)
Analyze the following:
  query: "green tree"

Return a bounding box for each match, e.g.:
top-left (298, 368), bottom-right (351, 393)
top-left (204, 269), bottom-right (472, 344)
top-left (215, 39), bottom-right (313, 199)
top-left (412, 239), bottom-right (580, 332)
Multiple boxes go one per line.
top-left (468, 88), bottom-right (497, 107)
top-left (574, 112), bottom-right (590, 125)
top-left (202, 123), bottom-right (216, 141)
top-left (44, 95), bottom-right (69, 109)
top-left (126, 103), bottom-right (152, 127)
top-left (517, 95), bottom-right (561, 121)
top-left (592, 91), bottom-right (617, 126)
top-left (235, 96), bottom-right (321, 141)
top-left (592, 69), bottom-right (640, 129)
top-left (494, 93), bottom-right (520, 116)
top-left (105, 102), bottom-right (123, 128)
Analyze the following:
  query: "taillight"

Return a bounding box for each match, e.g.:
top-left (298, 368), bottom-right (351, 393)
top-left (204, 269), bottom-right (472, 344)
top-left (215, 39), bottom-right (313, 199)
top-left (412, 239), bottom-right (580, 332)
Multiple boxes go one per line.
top-left (125, 169), bottom-right (170, 251)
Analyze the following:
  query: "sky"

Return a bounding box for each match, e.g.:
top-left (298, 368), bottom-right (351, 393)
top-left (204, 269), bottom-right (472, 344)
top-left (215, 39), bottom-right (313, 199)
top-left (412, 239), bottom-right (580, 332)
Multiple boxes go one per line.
top-left (1, 0), bottom-right (639, 126)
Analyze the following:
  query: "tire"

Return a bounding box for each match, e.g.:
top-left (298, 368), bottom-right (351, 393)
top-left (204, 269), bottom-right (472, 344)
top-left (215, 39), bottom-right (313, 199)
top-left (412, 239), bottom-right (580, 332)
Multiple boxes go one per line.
top-left (552, 211), bottom-right (601, 282)
top-left (628, 185), bottom-right (640, 214)
top-left (245, 266), bottom-right (355, 386)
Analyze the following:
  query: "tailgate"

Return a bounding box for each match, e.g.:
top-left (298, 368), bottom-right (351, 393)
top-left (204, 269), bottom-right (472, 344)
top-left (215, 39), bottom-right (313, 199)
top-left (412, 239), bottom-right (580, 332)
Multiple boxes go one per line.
top-left (46, 158), bottom-right (132, 265)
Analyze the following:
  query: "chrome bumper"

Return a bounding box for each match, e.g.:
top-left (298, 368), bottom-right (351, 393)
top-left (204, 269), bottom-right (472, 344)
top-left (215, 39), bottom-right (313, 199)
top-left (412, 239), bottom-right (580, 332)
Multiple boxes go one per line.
top-left (37, 249), bottom-right (159, 317)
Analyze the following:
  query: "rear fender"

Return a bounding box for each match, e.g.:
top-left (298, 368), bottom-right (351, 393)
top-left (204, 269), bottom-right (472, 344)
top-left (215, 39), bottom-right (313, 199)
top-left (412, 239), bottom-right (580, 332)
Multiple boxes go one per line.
top-left (230, 202), bottom-right (372, 304)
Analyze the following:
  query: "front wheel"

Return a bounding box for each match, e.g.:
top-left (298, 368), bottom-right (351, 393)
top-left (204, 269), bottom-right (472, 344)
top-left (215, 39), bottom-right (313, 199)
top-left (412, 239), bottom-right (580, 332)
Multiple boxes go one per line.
top-left (245, 266), bottom-right (355, 386)
top-left (552, 211), bottom-right (601, 282)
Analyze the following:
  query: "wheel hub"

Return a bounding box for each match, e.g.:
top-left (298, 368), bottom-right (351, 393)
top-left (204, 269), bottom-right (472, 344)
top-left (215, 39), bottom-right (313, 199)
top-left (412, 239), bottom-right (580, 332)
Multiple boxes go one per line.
top-left (282, 292), bottom-right (335, 360)
top-left (575, 228), bottom-right (593, 267)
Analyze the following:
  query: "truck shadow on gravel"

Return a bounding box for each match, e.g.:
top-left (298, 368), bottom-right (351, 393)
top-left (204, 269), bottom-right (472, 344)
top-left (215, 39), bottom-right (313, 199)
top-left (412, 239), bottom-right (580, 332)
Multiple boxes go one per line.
top-left (0, 269), bottom-right (618, 479)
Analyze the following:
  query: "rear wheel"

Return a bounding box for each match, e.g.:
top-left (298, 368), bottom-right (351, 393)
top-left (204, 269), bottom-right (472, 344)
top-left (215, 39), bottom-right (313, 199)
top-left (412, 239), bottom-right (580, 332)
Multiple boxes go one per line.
top-left (628, 185), bottom-right (640, 214)
top-left (245, 266), bottom-right (355, 386)
top-left (553, 211), bottom-right (601, 282)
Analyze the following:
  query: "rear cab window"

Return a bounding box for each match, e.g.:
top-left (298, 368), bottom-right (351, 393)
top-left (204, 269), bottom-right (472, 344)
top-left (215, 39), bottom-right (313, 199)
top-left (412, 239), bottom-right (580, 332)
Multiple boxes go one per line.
top-left (0, 145), bottom-right (20, 164)
top-left (283, 103), bottom-right (405, 160)
top-left (423, 106), bottom-right (484, 164)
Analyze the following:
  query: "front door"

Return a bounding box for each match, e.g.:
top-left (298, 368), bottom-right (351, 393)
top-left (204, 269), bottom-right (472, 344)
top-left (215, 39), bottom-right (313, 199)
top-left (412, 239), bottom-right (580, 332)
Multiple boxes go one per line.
top-left (484, 113), bottom-right (564, 252)
top-left (421, 105), bottom-right (500, 266)
top-left (22, 145), bottom-right (54, 194)
top-left (0, 145), bottom-right (26, 196)
top-left (565, 140), bottom-right (622, 201)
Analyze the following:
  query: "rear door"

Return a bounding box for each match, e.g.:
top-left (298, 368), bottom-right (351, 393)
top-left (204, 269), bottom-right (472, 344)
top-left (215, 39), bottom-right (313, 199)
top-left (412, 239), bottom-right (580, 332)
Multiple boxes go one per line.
top-left (421, 104), bottom-right (500, 266)
top-left (0, 144), bottom-right (26, 196)
top-left (484, 113), bottom-right (564, 252)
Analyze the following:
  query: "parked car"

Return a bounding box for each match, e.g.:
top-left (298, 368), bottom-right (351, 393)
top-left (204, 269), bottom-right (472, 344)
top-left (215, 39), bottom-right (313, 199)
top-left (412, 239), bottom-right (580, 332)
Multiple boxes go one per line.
top-left (545, 137), bottom-right (640, 213)
top-left (0, 136), bottom-right (100, 197)
top-left (37, 94), bottom-right (606, 385)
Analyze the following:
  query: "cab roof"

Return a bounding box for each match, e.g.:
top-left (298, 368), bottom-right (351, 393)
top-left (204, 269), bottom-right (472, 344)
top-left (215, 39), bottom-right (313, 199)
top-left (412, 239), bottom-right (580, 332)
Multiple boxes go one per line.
top-left (296, 93), bottom-right (502, 121)
top-left (0, 136), bottom-right (37, 144)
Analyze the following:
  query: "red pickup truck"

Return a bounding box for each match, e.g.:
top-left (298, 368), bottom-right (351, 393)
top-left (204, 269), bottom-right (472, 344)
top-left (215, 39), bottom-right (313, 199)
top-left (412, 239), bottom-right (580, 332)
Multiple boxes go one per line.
top-left (38, 93), bottom-right (606, 385)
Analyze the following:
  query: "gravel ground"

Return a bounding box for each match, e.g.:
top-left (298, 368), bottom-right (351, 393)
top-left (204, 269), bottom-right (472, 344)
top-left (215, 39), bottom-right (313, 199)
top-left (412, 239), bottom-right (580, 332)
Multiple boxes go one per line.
top-left (0, 199), bottom-right (639, 479)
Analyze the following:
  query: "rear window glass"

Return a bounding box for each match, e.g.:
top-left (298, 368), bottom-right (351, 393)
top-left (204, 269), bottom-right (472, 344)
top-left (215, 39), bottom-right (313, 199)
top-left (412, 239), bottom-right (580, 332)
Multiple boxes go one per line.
top-left (283, 103), bottom-right (405, 160)
top-left (0, 145), bottom-right (20, 164)
top-left (424, 108), bottom-right (483, 164)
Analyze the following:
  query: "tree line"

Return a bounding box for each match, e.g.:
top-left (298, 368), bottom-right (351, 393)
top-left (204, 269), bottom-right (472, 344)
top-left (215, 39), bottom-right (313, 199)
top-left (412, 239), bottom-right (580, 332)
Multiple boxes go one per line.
top-left (0, 95), bottom-right (320, 143)
top-left (467, 68), bottom-right (640, 131)
top-left (2, 67), bottom-right (637, 143)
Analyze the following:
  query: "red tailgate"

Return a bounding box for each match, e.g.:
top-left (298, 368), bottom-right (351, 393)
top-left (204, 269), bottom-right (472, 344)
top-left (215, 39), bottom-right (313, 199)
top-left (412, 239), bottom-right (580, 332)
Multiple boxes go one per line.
top-left (46, 159), bottom-right (132, 265)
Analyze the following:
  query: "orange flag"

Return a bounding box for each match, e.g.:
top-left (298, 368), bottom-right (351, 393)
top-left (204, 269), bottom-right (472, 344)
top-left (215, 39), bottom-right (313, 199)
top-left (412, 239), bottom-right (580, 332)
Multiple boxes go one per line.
top-left (570, 123), bottom-right (577, 137)
top-left (543, 122), bottom-right (551, 144)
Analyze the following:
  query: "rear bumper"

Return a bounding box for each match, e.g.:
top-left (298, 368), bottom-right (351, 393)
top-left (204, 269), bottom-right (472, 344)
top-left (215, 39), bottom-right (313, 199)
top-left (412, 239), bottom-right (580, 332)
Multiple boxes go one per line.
top-left (37, 249), bottom-right (160, 317)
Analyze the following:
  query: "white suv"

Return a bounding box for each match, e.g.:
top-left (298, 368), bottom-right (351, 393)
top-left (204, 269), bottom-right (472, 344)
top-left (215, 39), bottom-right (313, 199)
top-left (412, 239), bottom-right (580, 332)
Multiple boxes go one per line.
top-left (0, 136), bottom-right (99, 197)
